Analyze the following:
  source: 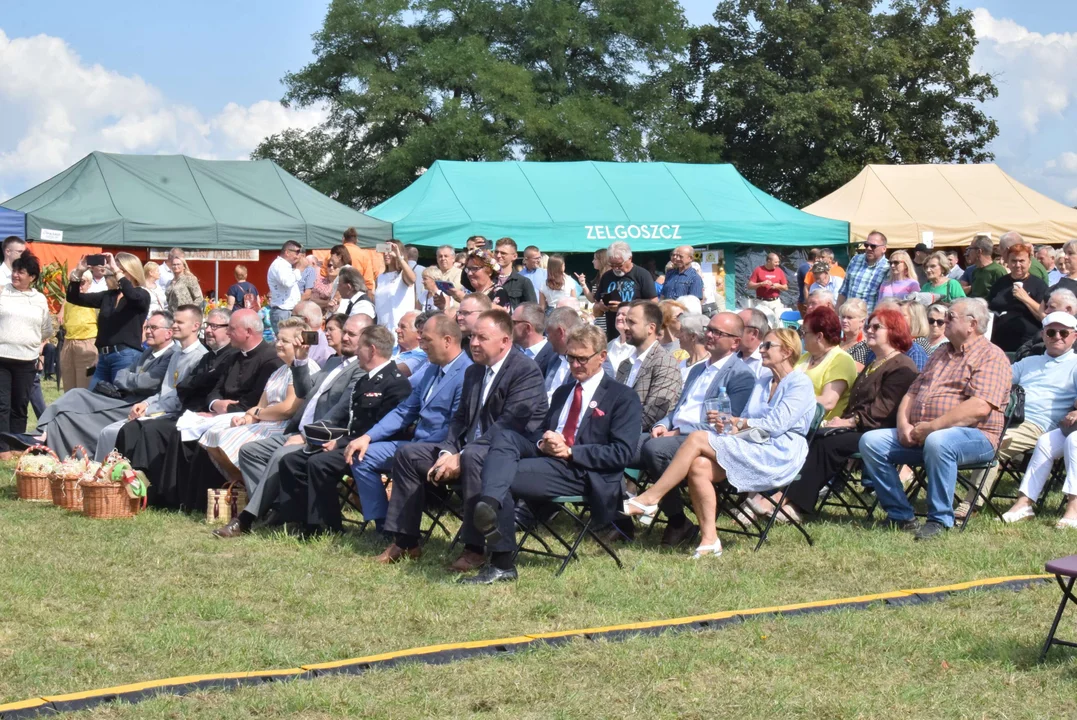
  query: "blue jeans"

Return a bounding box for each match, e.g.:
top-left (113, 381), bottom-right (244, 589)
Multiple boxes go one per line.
top-left (859, 427), bottom-right (995, 527)
top-left (89, 347), bottom-right (141, 391)
top-left (269, 308), bottom-right (291, 338)
top-left (351, 440), bottom-right (404, 525)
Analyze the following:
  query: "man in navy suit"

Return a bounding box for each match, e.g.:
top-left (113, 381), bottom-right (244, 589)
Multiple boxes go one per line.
top-left (379, 309), bottom-right (548, 569)
top-left (513, 303), bottom-right (558, 377)
top-left (467, 324), bottom-right (643, 583)
top-left (637, 312), bottom-right (755, 547)
top-left (347, 314), bottom-right (472, 535)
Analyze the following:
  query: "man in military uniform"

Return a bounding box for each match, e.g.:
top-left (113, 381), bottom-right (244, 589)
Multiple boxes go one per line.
top-left (277, 325), bottom-right (412, 535)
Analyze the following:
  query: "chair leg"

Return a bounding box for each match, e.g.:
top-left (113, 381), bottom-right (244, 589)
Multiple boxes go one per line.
top-left (1040, 575), bottom-right (1077, 662)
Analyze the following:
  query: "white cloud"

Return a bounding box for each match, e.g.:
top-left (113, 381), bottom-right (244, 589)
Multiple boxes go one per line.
top-left (0, 29), bottom-right (327, 198)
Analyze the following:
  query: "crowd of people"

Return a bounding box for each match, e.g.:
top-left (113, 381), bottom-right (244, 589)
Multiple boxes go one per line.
top-left (4, 227), bottom-right (1077, 583)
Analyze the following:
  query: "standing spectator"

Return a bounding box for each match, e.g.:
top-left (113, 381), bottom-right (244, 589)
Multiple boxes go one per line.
top-left (165, 255), bottom-right (203, 312)
top-left (797, 248), bottom-right (819, 305)
top-left (341, 227), bottom-right (382, 292)
top-left (519, 245), bottom-right (547, 298)
top-left (0, 252), bottom-right (51, 459)
top-left (660, 245), bottom-right (704, 301)
top-left (876, 250), bottom-right (920, 303)
top-left (802, 248), bottom-right (846, 294)
top-left (795, 305), bottom-right (858, 421)
top-left (911, 243), bottom-right (931, 286)
top-left (88, 261), bottom-right (110, 292)
top-left (155, 248), bottom-right (182, 290)
top-left (859, 298), bottom-right (1011, 540)
top-left (299, 255), bottom-right (320, 301)
top-left (374, 239), bottom-right (416, 340)
top-left (0, 236), bottom-right (26, 287)
top-left (747, 252), bottom-right (788, 317)
top-left (574, 248), bottom-right (610, 334)
top-left (807, 262), bottom-right (842, 296)
top-left (918, 251), bottom-right (966, 305)
top-left (450, 250), bottom-right (510, 309)
top-left (226, 265), bottom-right (261, 310)
top-left (59, 270), bottom-right (99, 392)
top-left (838, 231), bottom-right (890, 312)
top-left (1037, 245), bottom-right (1062, 286)
top-left (943, 249), bottom-right (963, 280)
top-left (323, 245), bottom-right (352, 307)
top-left (989, 242), bottom-right (1048, 352)
top-left (491, 237), bottom-right (537, 310)
top-left (267, 240), bottom-right (306, 335)
top-left (66, 253), bottom-right (150, 391)
top-left (963, 234), bottom-right (1007, 298)
top-left (336, 267), bottom-right (376, 319)
top-left (421, 244), bottom-right (463, 312)
top-left (311, 250), bottom-right (342, 312)
top-left (594, 241), bottom-right (657, 341)
top-left (538, 254), bottom-right (576, 311)
top-left (143, 262), bottom-right (167, 314)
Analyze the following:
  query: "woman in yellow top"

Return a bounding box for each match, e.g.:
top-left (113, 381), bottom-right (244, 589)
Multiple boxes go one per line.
top-left (795, 305), bottom-right (857, 420)
top-left (59, 270), bottom-right (98, 392)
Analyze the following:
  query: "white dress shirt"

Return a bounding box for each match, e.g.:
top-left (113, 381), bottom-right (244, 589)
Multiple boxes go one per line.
top-left (625, 341), bottom-right (656, 387)
top-left (267, 256), bottom-right (301, 310)
top-left (737, 348), bottom-right (765, 378)
top-left (523, 338), bottom-right (548, 358)
top-left (342, 291), bottom-right (376, 319)
top-left (298, 356), bottom-right (357, 430)
top-left (554, 370), bottom-right (603, 442)
top-left (670, 353), bottom-right (732, 430)
top-left (89, 275), bottom-right (110, 293)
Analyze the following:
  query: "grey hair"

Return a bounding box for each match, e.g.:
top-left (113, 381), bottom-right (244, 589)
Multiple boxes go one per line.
top-left (207, 308), bottom-right (231, 324)
top-left (740, 308), bottom-right (770, 334)
top-left (547, 306), bottom-right (584, 333)
top-left (808, 289), bottom-right (835, 306)
top-left (515, 302), bottom-right (546, 335)
top-left (678, 313), bottom-right (708, 343)
top-left (292, 301), bottom-right (324, 330)
top-left (149, 310), bottom-right (174, 328)
top-left (1048, 288), bottom-right (1077, 313)
top-left (927, 250), bottom-right (951, 274)
top-left (999, 231), bottom-right (1023, 251)
top-left (951, 297), bottom-right (990, 335)
top-left (1064, 239), bottom-right (1077, 255)
top-left (360, 325), bottom-right (395, 359)
top-left (970, 235), bottom-right (994, 254)
top-left (838, 298), bottom-right (867, 320)
top-left (927, 303), bottom-right (948, 318)
top-left (607, 241), bottom-right (633, 262)
top-left (338, 266), bottom-right (367, 293)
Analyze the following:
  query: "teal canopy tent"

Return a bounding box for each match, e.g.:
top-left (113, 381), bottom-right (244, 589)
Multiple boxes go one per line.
top-left (1, 152), bottom-right (392, 249)
top-left (369, 160), bottom-right (849, 251)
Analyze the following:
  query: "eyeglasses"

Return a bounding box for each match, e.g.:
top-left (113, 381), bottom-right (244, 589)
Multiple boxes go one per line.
top-left (927, 318), bottom-right (946, 327)
top-left (465, 266), bottom-right (483, 274)
top-left (567, 350), bottom-right (602, 365)
top-left (206, 322), bottom-right (229, 330)
top-left (1046, 328), bottom-right (1073, 339)
top-left (705, 327), bottom-right (739, 339)
top-left (145, 325), bottom-right (171, 332)
top-left (457, 309), bottom-right (479, 317)
top-left (865, 323), bottom-right (886, 332)
top-left (945, 312), bottom-right (974, 322)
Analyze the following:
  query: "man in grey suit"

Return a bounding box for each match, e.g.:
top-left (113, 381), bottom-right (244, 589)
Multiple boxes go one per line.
top-left (94, 305), bottom-right (208, 461)
top-left (637, 312), bottom-right (755, 547)
top-left (214, 314), bottom-right (370, 538)
top-left (615, 300), bottom-right (683, 431)
top-left (34, 309), bottom-right (180, 459)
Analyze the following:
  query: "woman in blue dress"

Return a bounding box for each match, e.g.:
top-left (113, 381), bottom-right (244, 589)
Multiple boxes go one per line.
top-left (624, 328), bottom-right (817, 559)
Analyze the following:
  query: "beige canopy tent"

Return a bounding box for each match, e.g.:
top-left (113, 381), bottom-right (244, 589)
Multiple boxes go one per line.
top-left (802, 164), bottom-right (1077, 249)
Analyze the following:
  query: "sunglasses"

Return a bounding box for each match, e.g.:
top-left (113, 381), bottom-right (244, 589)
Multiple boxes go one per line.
top-left (1046, 328), bottom-right (1073, 339)
top-left (927, 318), bottom-right (946, 327)
top-left (889, 261), bottom-right (903, 267)
top-left (759, 341), bottom-right (775, 351)
top-left (864, 243), bottom-right (884, 250)
top-left (866, 323), bottom-right (886, 332)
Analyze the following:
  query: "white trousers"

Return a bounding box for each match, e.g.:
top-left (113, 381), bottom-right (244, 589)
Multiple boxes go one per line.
top-left (1019, 428), bottom-right (1077, 501)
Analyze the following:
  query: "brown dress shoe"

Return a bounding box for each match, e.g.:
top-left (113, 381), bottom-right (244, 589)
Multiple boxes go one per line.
top-left (374, 543), bottom-right (421, 564)
top-left (447, 550), bottom-right (485, 573)
top-left (213, 517), bottom-right (248, 539)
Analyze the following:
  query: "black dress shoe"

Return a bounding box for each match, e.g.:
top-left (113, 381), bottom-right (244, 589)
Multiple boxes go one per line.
top-left (256, 509), bottom-right (284, 529)
top-left (914, 520), bottom-right (948, 541)
top-left (0, 432), bottom-right (43, 451)
top-left (458, 565), bottom-right (518, 584)
top-left (473, 500), bottom-right (502, 546)
top-left (660, 520), bottom-right (699, 548)
top-left (884, 518), bottom-right (920, 533)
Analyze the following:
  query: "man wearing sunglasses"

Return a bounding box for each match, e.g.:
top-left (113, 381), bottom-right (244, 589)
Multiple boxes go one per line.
top-left (955, 311), bottom-right (1077, 521)
top-left (859, 298), bottom-right (1010, 540)
top-left (838, 230), bottom-right (890, 312)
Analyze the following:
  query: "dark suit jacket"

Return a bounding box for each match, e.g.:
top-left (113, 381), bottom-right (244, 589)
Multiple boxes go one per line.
top-left (207, 340), bottom-right (284, 412)
top-left (544, 373), bottom-right (642, 527)
top-left (284, 358), bottom-right (365, 434)
top-left (176, 345), bottom-right (239, 412)
top-left (440, 347), bottom-right (547, 453)
top-left (345, 362), bottom-right (412, 440)
top-left (530, 341), bottom-right (560, 380)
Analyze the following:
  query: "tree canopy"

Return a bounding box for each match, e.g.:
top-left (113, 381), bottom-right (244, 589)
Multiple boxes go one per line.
top-left (254, 0), bottom-right (997, 209)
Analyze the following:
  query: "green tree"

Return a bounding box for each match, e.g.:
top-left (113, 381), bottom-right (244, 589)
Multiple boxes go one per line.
top-left (254, 0), bottom-right (717, 209)
top-left (688, 0), bottom-right (998, 207)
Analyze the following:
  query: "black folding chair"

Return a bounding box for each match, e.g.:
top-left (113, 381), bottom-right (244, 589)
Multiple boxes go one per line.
top-left (816, 452), bottom-right (879, 519)
top-left (1040, 554), bottom-right (1077, 662)
top-left (337, 475), bottom-right (369, 532)
top-left (514, 496), bottom-right (623, 576)
top-left (714, 404), bottom-right (825, 550)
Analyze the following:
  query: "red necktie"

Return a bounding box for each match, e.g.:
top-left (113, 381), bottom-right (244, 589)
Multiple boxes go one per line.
top-left (562, 383), bottom-right (583, 447)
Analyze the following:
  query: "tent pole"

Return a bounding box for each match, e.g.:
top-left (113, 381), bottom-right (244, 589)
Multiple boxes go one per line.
top-left (215, 260), bottom-right (219, 303)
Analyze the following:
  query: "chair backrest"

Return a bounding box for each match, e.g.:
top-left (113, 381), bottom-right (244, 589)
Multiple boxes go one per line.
top-left (1004, 384), bottom-right (1024, 431)
top-left (805, 403), bottom-right (826, 443)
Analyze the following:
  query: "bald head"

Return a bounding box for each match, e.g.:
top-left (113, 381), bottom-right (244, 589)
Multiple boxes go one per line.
top-left (292, 301), bottom-right (323, 330)
top-left (229, 309), bottom-right (263, 352)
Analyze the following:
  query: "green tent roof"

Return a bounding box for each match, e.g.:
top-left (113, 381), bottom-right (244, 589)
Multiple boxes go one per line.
top-left (1, 152), bottom-right (392, 249)
top-left (369, 160), bottom-right (848, 251)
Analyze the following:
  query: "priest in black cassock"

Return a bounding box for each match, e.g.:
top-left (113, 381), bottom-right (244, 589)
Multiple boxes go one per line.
top-left (152, 308), bottom-right (283, 511)
top-left (114, 308), bottom-right (236, 488)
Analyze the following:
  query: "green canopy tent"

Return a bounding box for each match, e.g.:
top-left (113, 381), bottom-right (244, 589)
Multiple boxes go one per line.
top-left (369, 160), bottom-right (849, 251)
top-left (1, 152), bottom-right (392, 249)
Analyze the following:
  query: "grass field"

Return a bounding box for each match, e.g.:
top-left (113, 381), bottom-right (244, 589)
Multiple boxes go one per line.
top-left (2, 384), bottom-right (1076, 717)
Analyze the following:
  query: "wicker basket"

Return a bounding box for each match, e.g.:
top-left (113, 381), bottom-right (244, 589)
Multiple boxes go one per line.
top-left (49, 447), bottom-right (96, 511)
top-left (14, 445), bottom-right (60, 502)
top-left (206, 485), bottom-right (248, 524)
top-left (81, 481), bottom-right (139, 519)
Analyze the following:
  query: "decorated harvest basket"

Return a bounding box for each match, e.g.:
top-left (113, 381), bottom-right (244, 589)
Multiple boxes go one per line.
top-left (49, 446), bottom-right (97, 511)
top-left (15, 445), bottom-right (60, 502)
top-left (206, 482), bottom-right (247, 525)
top-left (80, 450), bottom-right (149, 520)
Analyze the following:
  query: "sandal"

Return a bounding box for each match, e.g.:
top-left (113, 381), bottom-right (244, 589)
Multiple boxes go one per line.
top-left (623, 498), bottom-right (658, 526)
top-left (690, 542), bottom-right (722, 559)
top-left (1001, 505), bottom-right (1036, 524)
top-left (731, 503), bottom-right (756, 527)
top-left (954, 501), bottom-right (974, 521)
top-left (1055, 517), bottom-right (1077, 530)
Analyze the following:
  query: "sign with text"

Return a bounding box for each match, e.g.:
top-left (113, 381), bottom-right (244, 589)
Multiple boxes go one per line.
top-left (148, 249), bottom-right (259, 261)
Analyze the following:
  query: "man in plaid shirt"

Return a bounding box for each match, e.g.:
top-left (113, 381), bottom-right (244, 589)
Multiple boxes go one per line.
top-left (859, 298), bottom-right (1011, 540)
top-left (838, 231), bottom-right (891, 312)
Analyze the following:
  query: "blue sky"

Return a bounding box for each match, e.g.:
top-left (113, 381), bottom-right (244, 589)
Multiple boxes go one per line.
top-left (2, 1), bottom-right (1077, 205)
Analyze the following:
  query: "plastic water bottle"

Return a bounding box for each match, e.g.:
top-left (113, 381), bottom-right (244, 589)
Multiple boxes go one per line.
top-left (716, 386), bottom-right (734, 435)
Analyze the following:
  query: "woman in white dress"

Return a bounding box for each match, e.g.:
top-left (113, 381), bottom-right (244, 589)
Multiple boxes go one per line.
top-left (624, 328), bottom-right (817, 558)
top-left (199, 318), bottom-right (318, 482)
top-left (374, 239), bottom-right (416, 342)
top-left (539, 254), bottom-right (576, 312)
